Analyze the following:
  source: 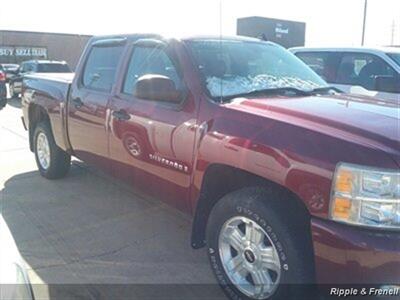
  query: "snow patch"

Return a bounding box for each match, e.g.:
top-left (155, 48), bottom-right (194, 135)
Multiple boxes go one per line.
top-left (206, 74), bottom-right (322, 98)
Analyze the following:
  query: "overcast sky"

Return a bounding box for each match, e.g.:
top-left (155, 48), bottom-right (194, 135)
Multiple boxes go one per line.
top-left (0, 0), bottom-right (399, 46)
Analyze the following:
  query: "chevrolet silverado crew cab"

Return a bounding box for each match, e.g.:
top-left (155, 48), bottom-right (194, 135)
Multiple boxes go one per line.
top-left (21, 34), bottom-right (399, 300)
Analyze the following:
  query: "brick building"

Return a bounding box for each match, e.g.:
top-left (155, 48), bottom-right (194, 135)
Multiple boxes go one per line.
top-left (0, 30), bottom-right (92, 69)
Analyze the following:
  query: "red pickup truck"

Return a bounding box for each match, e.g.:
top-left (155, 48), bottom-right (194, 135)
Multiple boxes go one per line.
top-left (21, 34), bottom-right (399, 300)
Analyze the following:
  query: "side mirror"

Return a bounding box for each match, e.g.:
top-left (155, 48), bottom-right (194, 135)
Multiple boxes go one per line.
top-left (374, 75), bottom-right (400, 93)
top-left (134, 74), bottom-right (183, 103)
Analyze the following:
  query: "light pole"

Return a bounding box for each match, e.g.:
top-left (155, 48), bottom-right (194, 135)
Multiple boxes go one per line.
top-left (361, 0), bottom-right (368, 46)
top-left (391, 20), bottom-right (395, 46)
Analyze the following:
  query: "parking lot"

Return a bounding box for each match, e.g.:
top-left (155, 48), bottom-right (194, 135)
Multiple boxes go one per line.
top-left (0, 98), bottom-right (225, 299)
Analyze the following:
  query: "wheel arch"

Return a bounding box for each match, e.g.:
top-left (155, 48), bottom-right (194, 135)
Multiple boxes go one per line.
top-left (28, 104), bottom-right (51, 152)
top-left (191, 163), bottom-right (311, 249)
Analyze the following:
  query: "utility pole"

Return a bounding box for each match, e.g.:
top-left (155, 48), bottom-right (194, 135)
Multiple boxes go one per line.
top-left (391, 20), bottom-right (395, 46)
top-left (361, 0), bottom-right (368, 46)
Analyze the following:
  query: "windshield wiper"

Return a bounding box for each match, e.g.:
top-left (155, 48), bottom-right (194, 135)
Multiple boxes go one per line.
top-left (309, 86), bottom-right (343, 95)
top-left (220, 86), bottom-right (344, 102)
top-left (221, 87), bottom-right (312, 101)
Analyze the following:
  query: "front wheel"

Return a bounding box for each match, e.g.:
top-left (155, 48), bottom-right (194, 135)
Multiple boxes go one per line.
top-left (34, 121), bottom-right (71, 179)
top-left (206, 187), bottom-right (316, 300)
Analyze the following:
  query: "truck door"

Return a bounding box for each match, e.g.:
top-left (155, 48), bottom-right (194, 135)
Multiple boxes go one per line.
top-left (108, 41), bottom-right (198, 213)
top-left (67, 40), bottom-right (125, 170)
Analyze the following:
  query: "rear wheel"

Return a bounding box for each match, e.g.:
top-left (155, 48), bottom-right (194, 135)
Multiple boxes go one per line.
top-left (34, 121), bottom-right (71, 179)
top-left (0, 98), bottom-right (6, 109)
top-left (206, 187), bottom-right (316, 300)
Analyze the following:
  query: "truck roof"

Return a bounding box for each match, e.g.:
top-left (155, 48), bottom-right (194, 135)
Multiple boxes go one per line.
top-left (88, 33), bottom-right (162, 43)
top-left (89, 33), bottom-right (263, 44)
top-left (181, 35), bottom-right (262, 42)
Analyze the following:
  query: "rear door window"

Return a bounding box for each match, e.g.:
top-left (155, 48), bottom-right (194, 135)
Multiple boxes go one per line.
top-left (295, 52), bottom-right (340, 83)
top-left (82, 45), bottom-right (124, 92)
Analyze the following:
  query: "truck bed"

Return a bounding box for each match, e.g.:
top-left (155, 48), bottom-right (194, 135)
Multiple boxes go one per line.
top-left (22, 72), bottom-right (75, 152)
top-left (23, 73), bottom-right (74, 103)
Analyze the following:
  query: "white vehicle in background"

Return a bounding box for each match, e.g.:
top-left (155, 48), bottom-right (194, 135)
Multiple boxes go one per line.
top-left (290, 47), bottom-right (400, 103)
top-left (0, 216), bottom-right (34, 300)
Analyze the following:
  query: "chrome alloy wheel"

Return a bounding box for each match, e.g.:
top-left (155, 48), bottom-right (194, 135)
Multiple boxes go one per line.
top-left (37, 132), bottom-right (51, 170)
top-left (218, 216), bottom-right (282, 299)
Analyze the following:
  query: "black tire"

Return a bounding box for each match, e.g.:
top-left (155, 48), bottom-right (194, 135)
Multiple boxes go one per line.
top-left (34, 121), bottom-right (71, 179)
top-left (0, 98), bottom-right (6, 109)
top-left (10, 83), bottom-right (18, 98)
top-left (206, 187), bottom-right (317, 300)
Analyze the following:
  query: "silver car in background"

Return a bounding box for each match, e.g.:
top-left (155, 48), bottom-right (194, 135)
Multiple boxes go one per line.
top-left (290, 47), bottom-right (400, 103)
top-left (1, 64), bottom-right (20, 83)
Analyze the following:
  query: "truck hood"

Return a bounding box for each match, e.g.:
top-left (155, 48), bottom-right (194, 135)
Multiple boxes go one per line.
top-left (226, 93), bottom-right (400, 162)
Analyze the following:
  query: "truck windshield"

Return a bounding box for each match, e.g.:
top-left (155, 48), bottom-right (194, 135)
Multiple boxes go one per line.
top-left (37, 63), bottom-right (71, 73)
top-left (387, 53), bottom-right (400, 67)
top-left (186, 39), bottom-right (327, 99)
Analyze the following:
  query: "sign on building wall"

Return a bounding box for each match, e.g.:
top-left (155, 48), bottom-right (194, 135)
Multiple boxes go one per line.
top-left (0, 46), bottom-right (47, 63)
top-left (237, 17), bottom-right (306, 48)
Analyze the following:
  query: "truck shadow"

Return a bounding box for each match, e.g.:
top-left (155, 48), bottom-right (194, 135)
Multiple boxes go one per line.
top-left (0, 162), bottom-right (226, 300)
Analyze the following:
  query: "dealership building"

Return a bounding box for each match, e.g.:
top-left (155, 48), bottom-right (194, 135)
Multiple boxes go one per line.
top-left (237, 16), bottom-right (306, 48)
top-left (0, 19), bottom-right (304, 70)
top-left (0, 30), bottom-right (92, 69)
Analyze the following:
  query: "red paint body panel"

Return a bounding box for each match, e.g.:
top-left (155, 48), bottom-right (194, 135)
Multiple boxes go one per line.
top-left (21, 34), bottom-right (400, 286)
top-left (311, 218), bottom-right (400, 284)
top-left (191, 97), bottom-right (399, 219)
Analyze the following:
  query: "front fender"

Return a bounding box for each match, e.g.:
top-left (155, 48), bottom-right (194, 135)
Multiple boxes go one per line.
top-left (192, 110), bottom-right (397, 220)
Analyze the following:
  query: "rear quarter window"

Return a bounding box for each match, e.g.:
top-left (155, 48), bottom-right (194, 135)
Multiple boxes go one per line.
top-left (82, 45), bottom-right (124, 92)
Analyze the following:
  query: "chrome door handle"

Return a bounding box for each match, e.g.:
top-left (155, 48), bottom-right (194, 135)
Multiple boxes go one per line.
top-left (72, 97), bottom-right (83, 108)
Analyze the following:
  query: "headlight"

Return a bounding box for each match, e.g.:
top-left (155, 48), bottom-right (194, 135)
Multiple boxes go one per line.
top-left (330, 163), bottom-right (400, 229)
